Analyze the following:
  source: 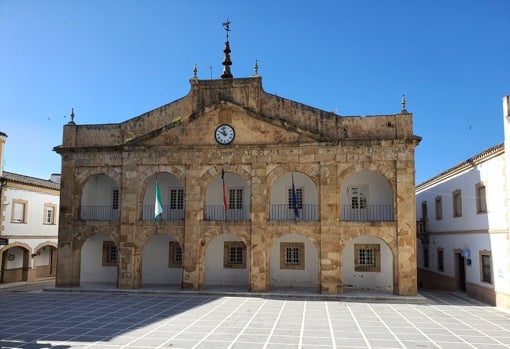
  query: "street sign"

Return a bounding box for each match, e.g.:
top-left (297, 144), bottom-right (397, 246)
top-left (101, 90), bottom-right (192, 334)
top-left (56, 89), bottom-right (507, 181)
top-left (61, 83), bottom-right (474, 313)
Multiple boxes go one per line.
top-left (0, 238), bottom-right (8, 245)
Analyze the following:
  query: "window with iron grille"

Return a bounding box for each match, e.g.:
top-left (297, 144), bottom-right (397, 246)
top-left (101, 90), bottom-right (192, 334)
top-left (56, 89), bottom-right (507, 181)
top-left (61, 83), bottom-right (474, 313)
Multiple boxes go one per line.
top-left (223, 241), bottom-right (246, 269)
top-left (229, 188), bottom-right (243, 209)
top-left (112, 189), bottom-right (119, 210)
top-left (287, 187), bottom-right (303, 209)
top-left (102, 241), bottom-right (118, 267)
top-left (170, 189), bottom-right (184, 210)
top-left (480, 251), bottom-right (492, 284)
top-left (350, 186), bottom-right (367, 209)
top-left (169, 241), bottom-right (183, 268)
top-left (354, 244), bottom-right (381, 272)
top-left (280, 242), bottom-right (305, 270)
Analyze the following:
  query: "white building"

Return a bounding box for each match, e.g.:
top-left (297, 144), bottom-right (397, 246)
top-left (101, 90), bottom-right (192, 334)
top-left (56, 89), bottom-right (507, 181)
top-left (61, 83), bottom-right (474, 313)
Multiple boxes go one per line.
top-left (416, 95), bottom-right (510, 308)
top-left (0, 132), bottom-right (60, 283)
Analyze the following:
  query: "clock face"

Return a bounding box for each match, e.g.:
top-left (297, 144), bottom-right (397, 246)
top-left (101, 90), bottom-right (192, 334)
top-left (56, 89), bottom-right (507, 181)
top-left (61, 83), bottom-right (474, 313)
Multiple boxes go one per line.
top-left (215, 124), bottom-right (235, 144)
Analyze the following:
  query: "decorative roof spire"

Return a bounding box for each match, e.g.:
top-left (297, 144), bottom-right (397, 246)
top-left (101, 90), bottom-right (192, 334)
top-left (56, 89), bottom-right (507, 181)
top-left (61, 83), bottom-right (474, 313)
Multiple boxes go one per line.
top-left (220, 19), bottom-right (233, 79)
top-left (401, 94), bottom-right (407, 112)
top-left (252, 59), bottom-right (259, 77)
top-left (192, 64), bottom-right (198, 79)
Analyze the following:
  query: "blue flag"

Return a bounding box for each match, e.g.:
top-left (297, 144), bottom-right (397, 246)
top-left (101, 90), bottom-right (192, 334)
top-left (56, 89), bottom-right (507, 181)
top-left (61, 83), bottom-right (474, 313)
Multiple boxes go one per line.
top-left (291, 173), bottom-right (300, 218)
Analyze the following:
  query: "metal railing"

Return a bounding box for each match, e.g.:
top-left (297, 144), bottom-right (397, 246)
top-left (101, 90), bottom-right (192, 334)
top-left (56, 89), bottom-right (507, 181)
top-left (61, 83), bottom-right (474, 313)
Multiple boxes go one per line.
top-left (143, 205), bottom-right (185, 221)
top-left (80, 206), bottom-right (120, 221)
top-left (341, 205), bottom-right (393, 221)
top-left (270, 204), bottom-right (318, 221)
top-left (204, 205), bottom-right (250, 221)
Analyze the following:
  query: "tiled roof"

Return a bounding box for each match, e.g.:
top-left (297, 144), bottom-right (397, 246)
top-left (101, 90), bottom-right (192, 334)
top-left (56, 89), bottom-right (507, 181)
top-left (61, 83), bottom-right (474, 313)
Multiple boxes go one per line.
top-left (1, 171), bottom-right (60, 190)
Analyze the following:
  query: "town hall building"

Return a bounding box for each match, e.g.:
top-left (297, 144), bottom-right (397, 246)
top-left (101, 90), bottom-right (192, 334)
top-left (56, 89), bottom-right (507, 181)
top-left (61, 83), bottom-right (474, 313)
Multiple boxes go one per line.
top-left (54, 23), bottom-right (421, 296)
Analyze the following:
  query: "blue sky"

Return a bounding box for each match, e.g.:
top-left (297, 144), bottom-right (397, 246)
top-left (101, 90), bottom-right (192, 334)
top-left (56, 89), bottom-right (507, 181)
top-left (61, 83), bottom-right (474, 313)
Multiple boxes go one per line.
top-left (1, 0), bottom-right (508, 184)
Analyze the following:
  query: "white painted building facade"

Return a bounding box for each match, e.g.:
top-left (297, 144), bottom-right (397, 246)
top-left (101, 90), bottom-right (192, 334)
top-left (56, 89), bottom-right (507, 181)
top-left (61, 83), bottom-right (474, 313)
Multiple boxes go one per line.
top-left (0, 133), bottom-right (60, 283)
top-left (416, 96), bottom-right (510, 307)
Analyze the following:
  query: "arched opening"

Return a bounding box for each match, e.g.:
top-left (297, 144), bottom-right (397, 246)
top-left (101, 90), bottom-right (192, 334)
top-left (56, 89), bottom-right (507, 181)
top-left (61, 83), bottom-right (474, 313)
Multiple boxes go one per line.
top-left (34, 244), bottom-right (57, 278)
top-left (1, 246), bottom-right (30, 283)
top-left (340, 170), bottom-right (393, 221)
top-left (270, 172), bottom-right (318, 221)
top-left (142, 234), bottom-right (183, 287)
top-left (80, 174), bottom-right (120, 221)
top-left (204, 234), bottom-right (249, 289)
top-left (269, 234), bottom-right (319, 290)
top-left (205, 172), bottom-right (250, 221)
top-left (80, 233), bottom-right (117, 285)
top-left (143, 173), bottom-right (185, 221)
top-left (342, 236), bottom-right (393, 292)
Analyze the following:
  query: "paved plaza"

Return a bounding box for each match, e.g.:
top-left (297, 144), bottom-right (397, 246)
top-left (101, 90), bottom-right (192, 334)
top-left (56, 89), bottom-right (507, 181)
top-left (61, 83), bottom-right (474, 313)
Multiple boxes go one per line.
top-left (1, 283), bottom-right (510, 349)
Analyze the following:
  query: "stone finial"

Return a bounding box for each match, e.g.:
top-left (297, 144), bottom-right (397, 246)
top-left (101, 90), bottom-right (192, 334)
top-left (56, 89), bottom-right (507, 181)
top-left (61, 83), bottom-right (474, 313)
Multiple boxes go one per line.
top-left (68, 108), bottom-right (76, 125)
top-left (193, 64), bottom-right (198, 79)
top-left (401, 95), bottom-right (407, 113)
top-left (253, 60), bottom-right (259, 77)
top-left (221, 19), bottom-right (233, 79)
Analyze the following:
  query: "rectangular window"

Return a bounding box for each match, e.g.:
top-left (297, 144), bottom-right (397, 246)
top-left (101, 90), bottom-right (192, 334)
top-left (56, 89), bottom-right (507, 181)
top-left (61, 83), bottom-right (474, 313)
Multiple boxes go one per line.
top-left (476, 183), bottom-right (487, 214)
top-left (350, 186), bottom-right (367, 210)
top-left (223, 241), bottom-right (246, 269)
top-left (11, 199), bottom-right (28, 223)
top-left (288, 187), bottom-right (303, 209)
top-left (423, 245), bottom-right (429, 268)
top-left (168, 241), bottom-right (183, 268)
top-left (480, 251), bottom-right (492, 284)
top-left (435, 196), bottom-right (442, 220)
top-left (169, 189), bottom-right (184, 210)
top-left (437, 247), bottom-right (444, 272)
top-left (354, 244), bottom-right (381, 272)
top-left (280, 242), bottom-right (305, 270)
top-left (229, 188), bottom-right (243, 210)
top-left (453, 190), bottom-right (462, 217)
top-left (102, 241), bottom-right (118, 267)
top-left (112, 189), bottom-right (120, 210)
top-left (43, 204), bottom-right (57, 225)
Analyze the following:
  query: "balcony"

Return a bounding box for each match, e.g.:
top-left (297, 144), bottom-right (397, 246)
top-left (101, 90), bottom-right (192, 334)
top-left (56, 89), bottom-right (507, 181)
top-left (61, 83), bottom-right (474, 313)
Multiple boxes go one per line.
top-left (205, 205), bottom-right (250, 222)
top-left (80, 206), bottom-right (120, 221)
top-left (142, 205), bottom-right (184, 221)
top-left (341, 205), bottom-right (393, 222)
top-left (270, 204), bottom-right (318, 221)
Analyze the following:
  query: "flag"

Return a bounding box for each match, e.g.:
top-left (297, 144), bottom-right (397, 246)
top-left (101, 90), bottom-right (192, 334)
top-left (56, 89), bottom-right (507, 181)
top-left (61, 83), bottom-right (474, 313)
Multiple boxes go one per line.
top-left (291, 173), bottom-right (300, 218)
top-left (154, 178), bottom-right (163, 221)
top-left (222, 170), bottom-right (229, 212)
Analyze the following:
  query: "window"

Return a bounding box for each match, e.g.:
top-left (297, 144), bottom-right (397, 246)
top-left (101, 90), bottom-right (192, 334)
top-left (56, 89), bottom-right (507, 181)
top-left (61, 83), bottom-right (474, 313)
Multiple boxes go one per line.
top-left (435, 196), bottom-right (442, 220)
top-left (423, 245), bottom-right (429, 268)
top-left (350, 186), bottom-right (367, 210)
top-left (168, 241), bottom-right (183, 268)
top-left (476, 183), bottom-right (487, 214)
top-left (437, 247), bottom-right (444, 272)
top-left (102, 241), bottom-right (118, 267)
top-left (44, 204), bottom-right (57, 225)
top-left (480, 250), bottom-right (492, 284)
top-left (229, 188), bottom-right (243, 210)
top-left (169, 188), bottom-right (184, 210)
top-left (280, 242), bottom-right (305, 270)
top-left (112, 189), bottom-right (119, 210)
top-left (453, 190), bottom-right (462, 217)
top-left (223, 241), bottom-right (246, 269)
top-left (288, 187), bottom-right (303, 209)
top-left (11, 199), bottom-right (27, 223)
top-left (354, 244), bottom-right (381, 272)
top-left (421, 201), bottom-right (428, 221)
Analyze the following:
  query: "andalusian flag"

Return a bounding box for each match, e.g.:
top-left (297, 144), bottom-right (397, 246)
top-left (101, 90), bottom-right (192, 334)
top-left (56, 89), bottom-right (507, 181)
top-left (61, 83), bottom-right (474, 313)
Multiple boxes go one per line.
top-left (154, 178), bottom-right (163, 221)
top-left (291, 173), bottom-right (300, 218)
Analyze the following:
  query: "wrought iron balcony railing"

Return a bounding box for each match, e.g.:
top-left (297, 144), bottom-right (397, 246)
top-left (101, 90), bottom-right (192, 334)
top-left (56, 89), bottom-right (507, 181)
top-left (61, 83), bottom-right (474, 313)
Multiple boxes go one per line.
top-left (270, 204), bottom-right (319, 221)
top-left (143, 205), bottom-right (185, 221)
top-left (80, 205), bottom-right (120, 221)
top-left (205, 205), bottom-right (250, 221)
top-left (341, 205), bottom-right (393, 222)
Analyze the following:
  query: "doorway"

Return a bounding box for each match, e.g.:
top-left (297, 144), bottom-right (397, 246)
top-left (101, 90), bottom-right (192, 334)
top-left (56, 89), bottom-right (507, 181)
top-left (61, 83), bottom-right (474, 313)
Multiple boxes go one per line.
top-left (456, 252), bottom-right (466, 292)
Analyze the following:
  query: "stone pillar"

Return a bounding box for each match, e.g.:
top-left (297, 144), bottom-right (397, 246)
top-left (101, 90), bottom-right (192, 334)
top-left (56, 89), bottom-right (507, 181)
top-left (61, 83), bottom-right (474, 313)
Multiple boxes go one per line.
top-left (319, 161), bottom-right (341, 294)
top-left (250, 162), bottom-right (269, 292)
top-left (182, 165), bottom-right (202, 290)
top-left (395, 153), bottom-right (418, 296)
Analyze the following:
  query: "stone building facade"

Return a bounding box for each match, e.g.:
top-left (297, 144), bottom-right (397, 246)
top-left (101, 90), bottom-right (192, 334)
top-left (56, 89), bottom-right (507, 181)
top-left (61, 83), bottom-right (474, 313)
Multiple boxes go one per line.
top-left (54, 68), bottom-right (420, 295)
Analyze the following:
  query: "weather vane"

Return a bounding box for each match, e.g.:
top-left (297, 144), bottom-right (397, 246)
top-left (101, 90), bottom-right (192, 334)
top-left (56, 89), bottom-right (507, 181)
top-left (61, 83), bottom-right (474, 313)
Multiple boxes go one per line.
top-left (223, 19), bottom-right (231, 41)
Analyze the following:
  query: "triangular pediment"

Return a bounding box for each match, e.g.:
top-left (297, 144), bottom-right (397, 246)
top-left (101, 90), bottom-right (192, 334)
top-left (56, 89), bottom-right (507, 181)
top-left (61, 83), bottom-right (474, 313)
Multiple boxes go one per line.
top-left (130, 101), bottom-right (321, 147)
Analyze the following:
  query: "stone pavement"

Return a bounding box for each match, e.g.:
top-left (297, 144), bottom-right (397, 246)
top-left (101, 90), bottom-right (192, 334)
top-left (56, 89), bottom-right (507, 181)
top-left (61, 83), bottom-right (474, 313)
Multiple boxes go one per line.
top-left (1, 281), bottom-right (510, 348)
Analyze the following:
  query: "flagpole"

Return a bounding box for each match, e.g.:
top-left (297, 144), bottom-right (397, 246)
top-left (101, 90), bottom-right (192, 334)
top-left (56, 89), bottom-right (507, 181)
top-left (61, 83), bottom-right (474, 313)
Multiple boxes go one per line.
top-left (222, 170), bottom-right (228, 221)
top-left (291, 172), bottom-right (300, 220)
top-left (154, 175), bottom-right (163, 221)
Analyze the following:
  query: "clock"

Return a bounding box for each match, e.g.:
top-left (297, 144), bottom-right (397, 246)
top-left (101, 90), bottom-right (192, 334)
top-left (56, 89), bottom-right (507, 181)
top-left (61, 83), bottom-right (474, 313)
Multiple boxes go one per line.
top-left (215, 124), bottom-right (235, 144)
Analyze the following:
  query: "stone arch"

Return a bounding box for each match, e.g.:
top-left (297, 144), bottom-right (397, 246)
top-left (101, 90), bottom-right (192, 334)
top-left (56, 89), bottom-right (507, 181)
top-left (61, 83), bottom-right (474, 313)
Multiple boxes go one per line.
top-left (266, 163), bottom-right (320, 189)
top-left (338, 163), bottom-right (396, 194)
top-left (33, 241), bottom-right (58, 253)
top-left (141, 233), bottom-right (183, 286)
top-left (136, 165), bottom-right (186, 207)
top-left (0, 241), bottom-right (32, 255)
top-left (75, 168), bottom-right (122, 195)
top-left (80, 232), bottom-right (118, 284)
top-left (200, 165), bottom-right (252, 190)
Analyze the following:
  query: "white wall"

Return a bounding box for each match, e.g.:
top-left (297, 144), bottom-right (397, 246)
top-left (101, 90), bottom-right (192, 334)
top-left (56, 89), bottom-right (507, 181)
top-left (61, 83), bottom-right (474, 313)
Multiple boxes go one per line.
top-left (270, 172), bottom-right (317, 205)
top-left (341, 170), bottom-right (393, 206)
top-left (342, 236), bottom-right (393, 291)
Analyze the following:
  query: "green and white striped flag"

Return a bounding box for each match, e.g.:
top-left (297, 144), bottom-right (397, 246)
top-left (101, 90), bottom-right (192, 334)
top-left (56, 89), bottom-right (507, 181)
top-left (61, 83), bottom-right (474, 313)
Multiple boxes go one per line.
top-left (154, 178), bottom-right (163, 221)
